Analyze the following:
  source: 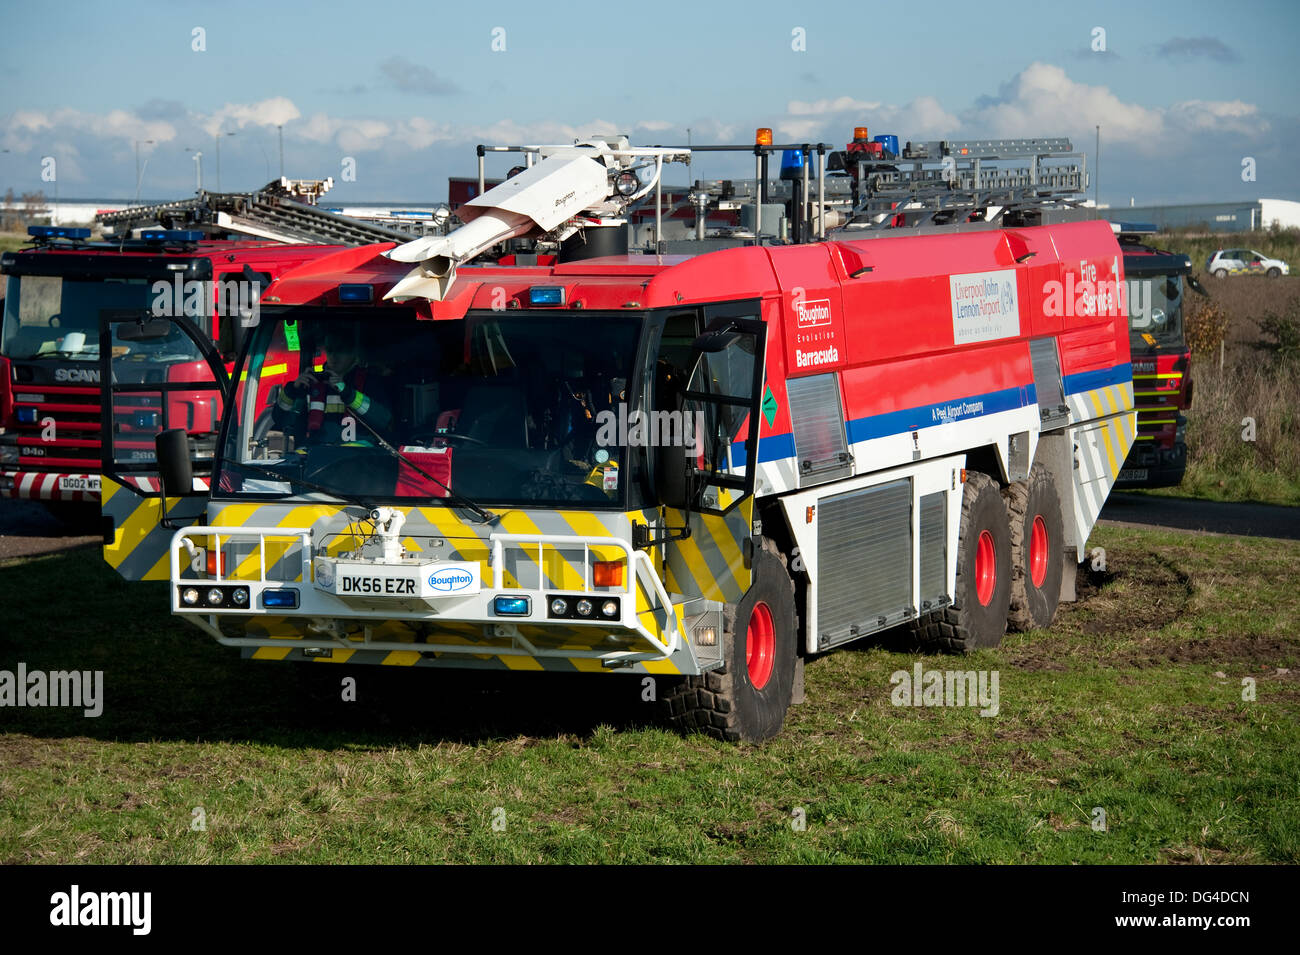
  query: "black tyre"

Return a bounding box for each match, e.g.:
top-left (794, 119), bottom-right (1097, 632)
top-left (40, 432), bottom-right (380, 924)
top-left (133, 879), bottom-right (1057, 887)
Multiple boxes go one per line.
top-left (1267, 267), bottom-right (1281, 278)
top-left (1003, 463), bottom-right (1064, 632)
top-left (1213, 268), bottom-right (1228, 279)
top-left (913, 471), bottom-right (1011, 652)
top-left (661, 539), bottom-right (796, 742)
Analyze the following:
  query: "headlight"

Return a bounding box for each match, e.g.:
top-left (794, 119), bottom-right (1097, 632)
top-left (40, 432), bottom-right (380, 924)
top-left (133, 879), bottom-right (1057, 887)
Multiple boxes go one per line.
top-left (601, 599), bottom-right (619, 618)
top-left (182, 588), bottom-right (199, 606)
top-left (576, 599), bottom-right (593, 616)
top-left (550, 598), bottom-right (568, 615)
top-left (206, 588), bottom-right (224, 605)
top-left (615, 171), bottom-right (638, 197)
top-left (0, 445), bottom-right (18, 465)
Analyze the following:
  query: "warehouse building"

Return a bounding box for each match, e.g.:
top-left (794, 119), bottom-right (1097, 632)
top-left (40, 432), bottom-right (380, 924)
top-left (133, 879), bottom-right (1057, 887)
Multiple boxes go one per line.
top-left (1107, 198), bottom-right (1300, 232)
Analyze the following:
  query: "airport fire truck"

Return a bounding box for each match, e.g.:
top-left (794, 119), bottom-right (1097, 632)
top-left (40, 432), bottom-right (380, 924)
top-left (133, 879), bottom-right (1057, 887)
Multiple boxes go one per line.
top-left (0, 181), bottom-right (412, 518)
top-left (95, 132), bottom-right (1134, 742)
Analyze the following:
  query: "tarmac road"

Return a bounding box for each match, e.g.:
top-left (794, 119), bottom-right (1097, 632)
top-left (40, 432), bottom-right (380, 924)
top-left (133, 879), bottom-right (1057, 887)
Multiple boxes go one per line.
top-left (0, 488), bottom-right (1297, 566)
top-left (1098, 492), bottom-right (1300, 541)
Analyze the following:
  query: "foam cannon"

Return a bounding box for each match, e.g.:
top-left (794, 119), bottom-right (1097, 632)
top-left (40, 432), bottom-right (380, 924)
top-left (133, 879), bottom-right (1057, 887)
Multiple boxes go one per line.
top-left (385, 139), bottom-right (687, 301)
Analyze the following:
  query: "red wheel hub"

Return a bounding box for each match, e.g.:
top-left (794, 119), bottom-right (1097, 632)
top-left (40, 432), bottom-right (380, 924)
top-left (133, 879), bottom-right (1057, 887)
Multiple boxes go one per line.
top-left (975, 530), bottom-right (996, 606)
top-left (1029, 515), bottom-right (1049, 589)
top-left (746, 601), bottom-right (775, 690)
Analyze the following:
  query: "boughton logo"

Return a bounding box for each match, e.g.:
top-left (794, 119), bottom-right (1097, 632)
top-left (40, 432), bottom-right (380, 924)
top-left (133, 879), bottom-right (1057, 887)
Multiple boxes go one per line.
top-left (54, 367), bottom-right (101, 383)
top-left (428, 568), bottom-right (475, 592)
top-left (795, 298), bottom-right (832, 329)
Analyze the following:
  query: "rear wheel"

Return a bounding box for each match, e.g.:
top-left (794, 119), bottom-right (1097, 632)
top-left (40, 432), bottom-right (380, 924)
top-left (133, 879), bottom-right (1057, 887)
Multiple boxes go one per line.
top-left (1003, 463), bottom-right (1064, 631)
top-left (662, 539), bottom-right (796, 742)
top-left (913, 471), bottom-right (1011, 652)
top-left (1213, 268), bottom-right (1228, 279)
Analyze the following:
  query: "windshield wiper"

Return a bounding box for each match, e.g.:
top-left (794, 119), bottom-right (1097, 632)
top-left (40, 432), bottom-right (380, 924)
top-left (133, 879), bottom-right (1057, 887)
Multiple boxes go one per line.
top-left (344, 406), bottom-right (498, 524)
top-left (225, 458), bottom-right (381, 512)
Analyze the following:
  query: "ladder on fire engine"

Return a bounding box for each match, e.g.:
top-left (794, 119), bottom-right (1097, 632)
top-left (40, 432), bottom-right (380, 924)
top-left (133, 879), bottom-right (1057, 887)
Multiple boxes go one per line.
top-left (96, 178), bottom-right (421, 246)
top-left (835, 138), bottom-right (1090, 231)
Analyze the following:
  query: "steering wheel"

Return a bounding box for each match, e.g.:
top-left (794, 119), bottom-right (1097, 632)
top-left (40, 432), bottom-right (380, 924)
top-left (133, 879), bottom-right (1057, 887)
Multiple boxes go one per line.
top-left (48, 313), bottom-right (62, 329)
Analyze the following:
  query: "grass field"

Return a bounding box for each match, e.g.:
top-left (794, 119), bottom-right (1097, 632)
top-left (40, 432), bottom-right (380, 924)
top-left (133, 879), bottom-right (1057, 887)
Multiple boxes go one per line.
top-left (2, 523), bottom-right (1297, 864)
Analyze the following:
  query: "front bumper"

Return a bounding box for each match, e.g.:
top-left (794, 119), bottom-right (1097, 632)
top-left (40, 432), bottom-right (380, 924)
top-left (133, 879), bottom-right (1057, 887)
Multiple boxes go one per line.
top-left (168, 525), bottom-right (700, 671)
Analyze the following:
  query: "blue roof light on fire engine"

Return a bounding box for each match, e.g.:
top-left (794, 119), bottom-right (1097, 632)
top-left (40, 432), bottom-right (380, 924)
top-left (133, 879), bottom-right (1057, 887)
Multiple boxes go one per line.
top-left (140, 229), bottom-right (203, 243)
top-left (28, 226), bottom-right (91, 240)
top-left (779, 149), bottom-right (805, 181)
top-left (493, 595), bottom-right (532, 616)
top-left (261, 589), bottom-right (300, 609)
top-left (338, 284), bottom-right (374, 303)
top-left (528, 286), bottom-right (566, 307)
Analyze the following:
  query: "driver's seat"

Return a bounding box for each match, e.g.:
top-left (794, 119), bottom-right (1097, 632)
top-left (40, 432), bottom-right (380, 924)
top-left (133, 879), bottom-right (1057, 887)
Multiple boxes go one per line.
top-left (456, 381), bottom-right (528, 447)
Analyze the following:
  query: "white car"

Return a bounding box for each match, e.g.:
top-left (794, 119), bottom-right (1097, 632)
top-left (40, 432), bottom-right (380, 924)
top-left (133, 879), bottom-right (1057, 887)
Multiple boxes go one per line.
top-left (1205, 248), bottom-right (1290, 278)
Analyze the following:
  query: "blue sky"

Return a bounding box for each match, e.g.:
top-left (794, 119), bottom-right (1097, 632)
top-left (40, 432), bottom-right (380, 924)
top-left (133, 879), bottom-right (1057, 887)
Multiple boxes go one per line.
top-left (2, 0), bottom-right (1297, 205)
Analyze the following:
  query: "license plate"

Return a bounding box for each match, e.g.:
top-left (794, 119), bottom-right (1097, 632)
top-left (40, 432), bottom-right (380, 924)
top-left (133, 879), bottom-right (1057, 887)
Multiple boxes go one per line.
top-left (1118, 468), bottom-right (1148, 482)
top-left (57, 475), bottom-right (101, 492)
top-left (315, 558), bottom-right (480, 598)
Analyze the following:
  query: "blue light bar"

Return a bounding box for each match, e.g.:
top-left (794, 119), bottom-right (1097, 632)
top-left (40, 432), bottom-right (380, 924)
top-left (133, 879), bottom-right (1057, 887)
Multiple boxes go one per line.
top-left (338, 284), bottom-right (374, 303)
top-left (261, 589), bottom-right (300, 609)
top-left (528, 286), bottom-right (566, 307)
top-left (493, 595), bottom-right (532, 616)
top-left (16, 408), bottom-right (39, 424)
top-left (1116, 222), bottom-right (1158, 235)
top-left (140, 229), bottom-right (204, 242)
top-left (28, 226), bottom-right (91, 240)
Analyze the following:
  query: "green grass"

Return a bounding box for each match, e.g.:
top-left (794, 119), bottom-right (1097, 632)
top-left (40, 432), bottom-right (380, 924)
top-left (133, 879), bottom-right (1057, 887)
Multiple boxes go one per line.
top-left (0, 232), bottom-right (30, 255)
top-left (2, 523), bottom-right (1298, 864)
top-left (1133, 461), bottom-right (1300, 507)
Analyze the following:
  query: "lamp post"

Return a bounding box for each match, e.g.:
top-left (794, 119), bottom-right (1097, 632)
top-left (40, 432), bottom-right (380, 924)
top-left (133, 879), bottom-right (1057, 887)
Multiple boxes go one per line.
top-left (1095, 125), bottom-right (1100, 209)
top-left (277, 124), bottom-right (284, 179)
top-left (186, 148), bottom-right (203, 192)
top-left (134, 139), bottom-right (155, 203)
top-left (215, 129), bottom-right (236, 192)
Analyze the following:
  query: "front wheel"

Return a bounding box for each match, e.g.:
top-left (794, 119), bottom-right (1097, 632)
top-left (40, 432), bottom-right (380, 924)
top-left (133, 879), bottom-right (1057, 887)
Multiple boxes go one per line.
top-left (1213, 268), bottom-right (1228, 279)
top-left (662, 539), bottom-right (796, 742)
top-left (1267, 267), bottom-right (1281, 278)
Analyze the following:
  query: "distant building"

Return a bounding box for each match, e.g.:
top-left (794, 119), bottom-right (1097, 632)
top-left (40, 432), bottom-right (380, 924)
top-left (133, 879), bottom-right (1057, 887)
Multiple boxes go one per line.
top-left (1105, 198), bottom-right (1300, 233)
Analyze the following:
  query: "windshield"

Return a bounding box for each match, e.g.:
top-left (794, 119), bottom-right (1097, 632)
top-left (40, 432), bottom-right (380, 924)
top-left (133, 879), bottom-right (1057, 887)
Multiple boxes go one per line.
top-left (1127, 273), bottom-right (1184, 348)
top-left (1, 274), bottom-right (207, 368)
top-left (218, 307), bottom-right (646, 507)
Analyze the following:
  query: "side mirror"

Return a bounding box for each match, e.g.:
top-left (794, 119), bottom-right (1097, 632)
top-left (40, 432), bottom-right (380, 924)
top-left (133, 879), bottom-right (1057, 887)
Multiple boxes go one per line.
top-left (691, 329), bottom-right (742, 354)
top-left (656, 443), bottom-right (690, 509)
top-left (156, 428), bottom-right (195, 497)
top-left (1187, 274), bottom-right (1210, 297)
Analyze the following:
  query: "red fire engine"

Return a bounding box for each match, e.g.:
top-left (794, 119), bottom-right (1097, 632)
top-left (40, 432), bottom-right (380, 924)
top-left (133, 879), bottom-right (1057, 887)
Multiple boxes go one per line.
top-left (96, 133), bottom-right (1134, 742)
top-left (0, 182), bottom-right (413, 519)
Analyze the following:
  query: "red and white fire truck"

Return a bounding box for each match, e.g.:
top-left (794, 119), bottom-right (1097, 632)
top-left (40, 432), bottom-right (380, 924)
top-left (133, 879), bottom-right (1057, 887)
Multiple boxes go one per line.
top-left (96, 132), bottom-right (1134, 742)
top-left (0, 182), bottom-right (412, 519)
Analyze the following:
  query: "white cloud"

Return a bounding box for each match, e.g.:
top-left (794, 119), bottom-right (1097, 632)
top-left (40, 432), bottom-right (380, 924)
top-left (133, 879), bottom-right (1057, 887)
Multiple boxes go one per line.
top-left (201, 97), bottom-right (302, 136)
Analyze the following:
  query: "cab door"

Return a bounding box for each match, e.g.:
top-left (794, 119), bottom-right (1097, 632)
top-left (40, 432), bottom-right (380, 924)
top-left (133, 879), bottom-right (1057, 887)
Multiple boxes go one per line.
top-left (655, 303), bottom-right (767, 606)
top-left (98, 307), bottom-right (230, 580)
